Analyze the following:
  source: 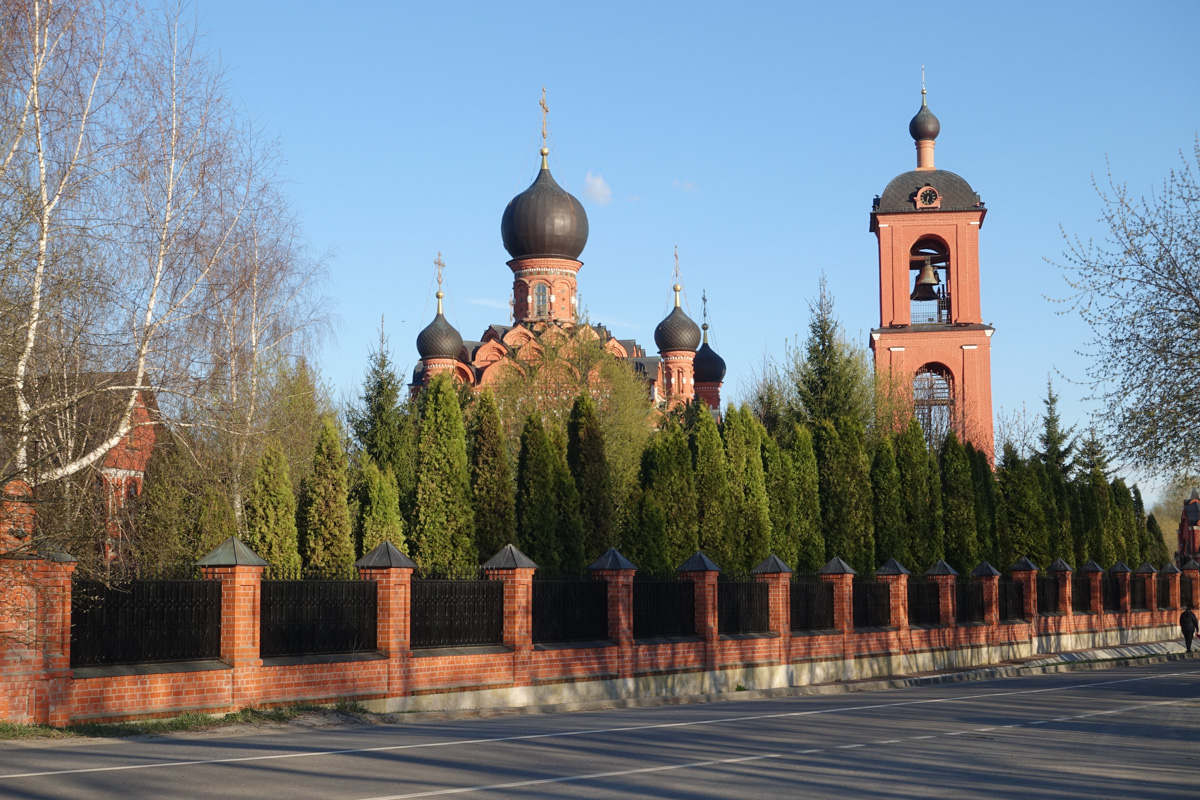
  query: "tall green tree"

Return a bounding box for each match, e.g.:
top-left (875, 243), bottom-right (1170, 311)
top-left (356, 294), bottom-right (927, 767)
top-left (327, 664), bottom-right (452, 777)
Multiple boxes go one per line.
top-left (966, 442), bottom-right (999, 566)
top-left (1145, 513), bottom-right (1170, 566)
top-left (468, 389), bottom-right (516, 561)
top-left (688, 404), bottom-right (735, 570)
top-left (412, 373), bottom-right (477, 576)
top-left (1079, 465), bottom-right (1115, 566)
top-left (995, 444), bottom-right (1046, 568)
top-left (871, 435), bottom-right (904, 565)
top-left (790, 424), bottom-right (825, 571)
top-left (567, 393), bottom-right (615, 560)
top-left (814, 417), bottom-right (874, 571)
top-left (550, 428), bottom-right (587, 575)
top-left (634, 425), bottom-right (699, 573)
top-left (1034, 378), bottom-right (1075, 565)
top-left (1035, 377), bottom-right (1076, 474)
top-left (894, 418), bottom-right (935, 569)
top-left (244, 442), bottom-right (302, 572)
top-left (357, 457), bottom-right (405, 558)
top-left (793, 277), bottom-right (872, 429)
top-left (723, 405), bottom-right (772, 572)
top-left (761, 430), bottom-right (801, 569)
top-left (300, 416), bottom-right (355, 573)
top-left (1109, 478), bottom-right (1138, 566)
top-left (939, 432), bottom-right (978, 571)
top-left (516, 414), bottom-right (561, 572)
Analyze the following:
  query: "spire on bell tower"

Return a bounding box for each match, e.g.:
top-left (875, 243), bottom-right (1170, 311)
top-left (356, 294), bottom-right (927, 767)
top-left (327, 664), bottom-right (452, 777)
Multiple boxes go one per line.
top-left (910, 68), bottom-right (941, 171)
top-left (540, 87), bottom-right (550, 169)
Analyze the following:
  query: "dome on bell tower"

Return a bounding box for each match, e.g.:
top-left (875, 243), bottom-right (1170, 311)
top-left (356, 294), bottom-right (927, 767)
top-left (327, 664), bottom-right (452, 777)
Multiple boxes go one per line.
top-left (693, 323), bottom-right (726, 383)
top-left (654, 284), bottom-right (701, 352)
top-left (909, 91), bottom-right (940, 141)
top-left (500, 148), bottom-right (589, 261)
top-left (416, 291), bottom-right (463, 361)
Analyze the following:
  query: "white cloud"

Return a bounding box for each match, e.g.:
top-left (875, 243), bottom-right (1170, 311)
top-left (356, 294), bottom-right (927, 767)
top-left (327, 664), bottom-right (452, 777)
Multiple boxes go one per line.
top-left (583, 171), bottom-right (612, 205)
top-left (674, 179), bottom-right (697, 193)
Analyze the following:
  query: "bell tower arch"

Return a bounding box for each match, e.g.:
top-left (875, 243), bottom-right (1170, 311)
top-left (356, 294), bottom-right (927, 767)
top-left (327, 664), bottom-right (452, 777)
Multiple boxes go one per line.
top-left (869, 90), bottom-right (995, 460)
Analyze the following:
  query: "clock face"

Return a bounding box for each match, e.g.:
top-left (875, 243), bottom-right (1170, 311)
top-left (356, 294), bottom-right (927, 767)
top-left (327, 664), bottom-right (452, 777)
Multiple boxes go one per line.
top-left (920, 188), bottom-right (939, 206)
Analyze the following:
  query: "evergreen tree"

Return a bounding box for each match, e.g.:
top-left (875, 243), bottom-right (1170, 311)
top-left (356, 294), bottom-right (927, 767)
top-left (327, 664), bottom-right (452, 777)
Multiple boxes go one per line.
top-left (871, 435), bottom-right (905, 565)
top-left (550, 427), bottom-right (587, 575)
top-left (939, 433), bottom-right (978, 572)
top-left (794, 277), bottom-right (872, 428)
top-left (1109, 478), bottom-right (1138, 566)
top-left (357, 457), bottom-right (405, 558)
top-left (1079, 465), bottom-right (1115, 566)
top-left (516, 414), bottom-right (560, 571)
top-left (761, 429), bottom-right (801, 569)
top-left (629, 490), bottom-right (670, 576)
top-left (1033, 377), bottom-right (1076, 564)
top-left (244, 442), bottom-right (302, 572)
top-left (894, 418), bottom-right (932, 569)
top-left (926, 447), bottom-right (946, 566)
top-left (300, 416), bottom-right (355, 573)
top-left (688, 404), bottom-right (735, 571)
top-left (412, 373), bottom-right (476, 576)
top-left (1145, 513), bottom-right (1170, 566)
top-left (723, 405), bottom-right (772, 572)
top-left (790, 424), bottom-right (825, 571)
top-left (815, 417), bottom-right (874, 571)
top-left (1076, 429), bottom-right (1111, 478)
top-left (1035, 377), bottom-right (1076, 474)
top-left (966, 442), bottom-right (999, 565)
top-left (567, 393), bottom-right (615, 560)
top-left (1068, 478), bottom-right (1088, 567)
top-left (636, 425), bottom-right (699, 572)
top-left (468, 389), bottom-right (516, 561)
top-left (995, 444), bottom-right (1046, 568)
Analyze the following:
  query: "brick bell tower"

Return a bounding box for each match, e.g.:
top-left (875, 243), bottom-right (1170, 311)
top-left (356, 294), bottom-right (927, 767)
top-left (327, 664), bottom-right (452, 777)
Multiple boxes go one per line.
top-left (869, 88), bottom-right (995, 461)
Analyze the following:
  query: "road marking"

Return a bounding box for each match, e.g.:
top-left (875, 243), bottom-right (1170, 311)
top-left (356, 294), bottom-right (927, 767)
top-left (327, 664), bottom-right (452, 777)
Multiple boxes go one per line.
top-left (0, 670), bottom-right (1193, 781)
top-left (836, 743), bottom-right (865, 749)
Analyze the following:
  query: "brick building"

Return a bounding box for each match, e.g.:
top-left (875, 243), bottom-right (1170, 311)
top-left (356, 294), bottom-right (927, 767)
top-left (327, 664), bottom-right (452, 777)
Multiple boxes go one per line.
top-left (409, 143), bottom-right (726, 412)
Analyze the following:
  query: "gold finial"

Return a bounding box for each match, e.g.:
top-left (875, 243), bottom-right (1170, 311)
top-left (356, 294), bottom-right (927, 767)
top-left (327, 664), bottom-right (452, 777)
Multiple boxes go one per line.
top-left (539, 87), bottom-right (550, 167)
top-left (434, 251), bottom-right (445, 314)
top-left (673, 283), bottom-right (682, 307)
top-left (921, 65), bottom-right (927, 105)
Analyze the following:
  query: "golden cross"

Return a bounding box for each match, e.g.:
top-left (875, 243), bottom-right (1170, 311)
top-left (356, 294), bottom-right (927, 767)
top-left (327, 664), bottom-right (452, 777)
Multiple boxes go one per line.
top-left (540, 87), bottom-right (549, 144)
top-left (434, 251), bottom-right (445, 288)
top-left (921, 64), bottom-right (926, 98)
top-left (702, 289), bottom-right (708, 324)
top-left (673, 245), bottom-right (680, 281)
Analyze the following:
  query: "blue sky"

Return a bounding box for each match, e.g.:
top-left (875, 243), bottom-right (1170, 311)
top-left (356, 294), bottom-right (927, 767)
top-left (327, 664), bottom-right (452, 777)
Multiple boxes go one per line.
top-left (198, 1), bottom-right (1199, 494)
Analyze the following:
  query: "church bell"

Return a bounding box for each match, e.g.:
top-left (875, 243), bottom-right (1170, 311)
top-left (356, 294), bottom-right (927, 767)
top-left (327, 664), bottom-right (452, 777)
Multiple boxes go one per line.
top-left (910, 259), bottom-right (940, 302)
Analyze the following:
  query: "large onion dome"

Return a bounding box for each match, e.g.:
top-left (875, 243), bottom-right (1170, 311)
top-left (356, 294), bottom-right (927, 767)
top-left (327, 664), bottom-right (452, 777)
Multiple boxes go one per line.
top-left (501, 148), bottom-right (589, 260)
top-left (693, 323), bottom-right (726, 382)
top-left (416, 291), bottom-right (463, 360)
top-left (909, 93), bottom-right (940, 141)
top-left (654, 284), bottom-right (701, 352)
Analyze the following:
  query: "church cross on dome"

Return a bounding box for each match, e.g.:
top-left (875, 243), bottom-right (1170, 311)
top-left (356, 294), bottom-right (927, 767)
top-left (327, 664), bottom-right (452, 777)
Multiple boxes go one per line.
top-left (540, 87), bottom-right (549, 146)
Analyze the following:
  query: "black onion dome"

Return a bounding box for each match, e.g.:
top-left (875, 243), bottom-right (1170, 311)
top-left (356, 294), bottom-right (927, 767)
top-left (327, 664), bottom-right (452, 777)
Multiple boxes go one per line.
top-left (694, 341), bottom-right (726, 383)
top-left (416, 296), bottom-right (463, 361)
top-left (909, 99), bottom-right (940, 141)
top-left (654, 288), bottom-right (701, 352)
top-left (501, 156), bottom-right (589, 260)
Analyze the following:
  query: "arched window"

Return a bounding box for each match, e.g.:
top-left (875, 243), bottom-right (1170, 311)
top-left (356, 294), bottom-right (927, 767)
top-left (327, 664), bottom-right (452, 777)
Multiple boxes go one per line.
top-left (534, 283), bottom-right (549, 317)
top-left (909, 238), bottom-right (951, 324)
top-left (914, 363), bottom-right (954, 447)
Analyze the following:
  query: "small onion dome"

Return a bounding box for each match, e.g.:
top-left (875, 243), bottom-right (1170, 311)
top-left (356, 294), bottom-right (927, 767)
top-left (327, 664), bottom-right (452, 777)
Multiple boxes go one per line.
top-left (416, 291), bottom-right (463, 360)
top-left (500, 147), bottom-right (589, 260)
top-left (909, 93), bottom-right (940, 141)
top-left (654, 284), bottom-right (701, 352)
top-left (693, 323), bottom-right (726, 382)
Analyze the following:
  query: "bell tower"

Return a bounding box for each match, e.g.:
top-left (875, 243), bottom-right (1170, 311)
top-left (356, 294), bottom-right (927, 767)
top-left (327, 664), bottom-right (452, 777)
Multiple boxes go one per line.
top-left (869, 89), bottom-right (995, 460)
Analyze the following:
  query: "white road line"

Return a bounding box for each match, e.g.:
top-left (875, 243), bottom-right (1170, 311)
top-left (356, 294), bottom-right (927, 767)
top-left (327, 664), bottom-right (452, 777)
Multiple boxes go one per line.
top-left (0, 670), bottom-right (1193, 781)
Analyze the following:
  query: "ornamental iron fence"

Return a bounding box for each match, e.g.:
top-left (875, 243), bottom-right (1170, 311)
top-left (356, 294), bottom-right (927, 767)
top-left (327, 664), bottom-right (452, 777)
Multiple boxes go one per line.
top-left (1184, 574), bottom-right (1195, 608)
top-left (852, 579), bottom-right (891, 629)
top-left (717, 580), bottom-right (770, 635)
top-left (532, 579), bottom-right (609, 643)
top-left (1158, 575), bottom-right (1172, 610)
top-left (260, 579), bottom-right (377, 658)
top-left (1130, 576), bottom-right (1148, 611)
top-left (71, 579), bottom-right (221, 668)
top-left (1072, 575), bottom-right (1093, 613)
top-left (1102, 574), bottom-right (1121, 612)
top-left (410, 579), bottom-right (504, 649)
top-left (956, 578), bottom-right (985, 624)
top-left (907, 580), bottom-right (941, 626)
top-left (998, 579), bottom-right (1025, 622)
top-left (1036, 575), bottom-right (1059, 615)
top-left (790, 577), bottom-right (834, 631)
top-left (632, 580), bottom-right (696, 638)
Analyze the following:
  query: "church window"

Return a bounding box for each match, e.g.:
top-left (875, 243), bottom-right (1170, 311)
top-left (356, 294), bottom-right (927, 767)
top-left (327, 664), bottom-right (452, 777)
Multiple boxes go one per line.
top-left (914, 363), bottom-right (954, 447)
top-left (534, 284), bottom-right (548, 316)
top-left (909, 238), bottom-right (951, 324)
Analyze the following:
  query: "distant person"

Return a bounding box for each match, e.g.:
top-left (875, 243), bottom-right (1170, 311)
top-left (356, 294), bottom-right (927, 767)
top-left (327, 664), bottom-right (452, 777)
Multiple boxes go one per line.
top-left (1182, 606), bottom-right (1198, 653)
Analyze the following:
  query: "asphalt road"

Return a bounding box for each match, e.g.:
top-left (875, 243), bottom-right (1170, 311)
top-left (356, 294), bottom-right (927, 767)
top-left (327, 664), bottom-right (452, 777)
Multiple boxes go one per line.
top-left (2, 660), bottom-right (1198, 799)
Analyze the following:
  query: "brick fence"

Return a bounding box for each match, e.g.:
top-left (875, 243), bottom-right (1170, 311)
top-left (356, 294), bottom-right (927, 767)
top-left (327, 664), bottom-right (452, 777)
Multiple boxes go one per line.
top-left (1, 484), bottom-right (1191, 726)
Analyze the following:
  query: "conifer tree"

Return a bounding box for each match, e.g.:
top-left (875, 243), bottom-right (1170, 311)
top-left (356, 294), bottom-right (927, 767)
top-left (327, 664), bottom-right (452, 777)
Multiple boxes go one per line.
top-left (688, 404), bottom-right (735, 570)
top-left (550, 427), bottom-right (587, 575)
top-left (926, 447), bottom-right (946, 566)
top-left (412, 373), bottom-right (477, 576)
top-left (995, 445), bottom-right (1049, 568)
top-left (815, 417), bottom-right (874, 571)
top-left (966, 442), bottom-right (999, 565)
top-left (1080, 465), bottom-right (1115, 566)
top-left (567, 393), bottom-right (615, 560)
top-left (1145, 513), bottom-right (1169, 566)
top-left (300, 416), bottom-right (355, 573)
top-left (939, 432), bottom-right (978, 571)
top-left (1068, 478), bottom-right (1088, 567)
top-left (629, 490), bottom-right (670, 575)
top-left (468, 389), bottom-right (515, 560)
top-left (871, 435), bottom-right (904, 565)
top-left (790, 424), bottom-right (825, 571)
top-left (894, 418), bottom-right (932, 569)
top-left (244, 442), bottom-right (302, 572)
top-left (761, 430), bottom-right (801, 569)
top-left (196, 484), bottom-right (238, 559)
top-left (1109, 478), bottom-right (1138, 566)
top-left (516, 413), bottom-right (560, 571)
top-left (638, 425), bottom-right (699, 571)
top-left (794, 277), bottom-right (872, 429)
top-left (1030, 461), bottom-right (1062, 565)
top-left (723, 405), bottom-right (772, 572)
top-left (357, 457), bottom-right (405, 558)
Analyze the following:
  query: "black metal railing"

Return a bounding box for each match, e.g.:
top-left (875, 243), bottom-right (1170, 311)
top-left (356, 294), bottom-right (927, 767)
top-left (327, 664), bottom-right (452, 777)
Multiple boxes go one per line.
top-left (1037, 575), bottom-right (1059, 615)
top-left (852, 579), bottom-right (891, 629)
top-left (260, 579), bottom-right (377, 658)
top-left (1183, 575), bottom-right (1194, 608)
top-left (1158, 575), bottom-right (1172, 610)
top-left (532, 579), bottom-right (609, 643)
top-left (956, 579), bottom-right (985, 624)
top-left (908, 580), bottom-right (941, 626)
top-left (1130, 576), bottom-right (1148, 611)
top-left (1072, 575), bottom-right (1093, 613)
top-left (71, 579), bottom-right (221, 668)
top-left (1102, 574), bottom-right (1121, 612)
top-left (790, 578), bottom-right (834, 631)
top-left (410, 579), bottom-right (504, 649)
top-left (632, 580), bottom-right (696, 638)
top-left (998, 579), bottom-right (1025, 622)
top-left (717, 580), bottom-right (770, 635)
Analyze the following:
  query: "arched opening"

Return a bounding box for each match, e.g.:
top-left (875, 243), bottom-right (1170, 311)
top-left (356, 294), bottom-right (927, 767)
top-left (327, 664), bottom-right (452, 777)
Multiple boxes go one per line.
top-left (909, 237), bottom-right (951, 324)
top-left (914, 363), bottom-right (954, 447)
top-left (534, 283), bottom-right (549, 317)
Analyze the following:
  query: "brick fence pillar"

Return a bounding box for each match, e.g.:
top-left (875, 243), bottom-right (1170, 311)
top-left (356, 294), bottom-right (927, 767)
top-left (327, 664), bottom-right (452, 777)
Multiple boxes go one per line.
top-left (927, 560), bottom-right (959, 627)
top-left (1048, 559), bottom-right (1073, 615)
top-left (876, 558), bottom-right (910, 631)
top-left (820, 557), bottom-right (856, 634)
top-left (972, 562), bottom-right (1000, 627)
top-left (1162, 564), bottom-right (1181, 610)
top-left (198, 536), bottom-right (268, 709)
top-left (1184, 560), bottom-right (1200, 609)
top-left (1134, 563), bottom-right (1157, 611)
top-left (483, 544), bottom-right (537, 686)
top-left (1109, 562), bottom-right (1132, 614)
top-left (357, 541), bottom-right (416, 700)
top-left (678, 550), bottom-right (721, 670)
top-left (753, 554), bottom-right (793, 663)
top-left (1082, 560), bottom-right (1105, 616)
top-left (1010, 557), bottom-right (1039, 620)
top-left (588, 548), bottom-right (637, 678)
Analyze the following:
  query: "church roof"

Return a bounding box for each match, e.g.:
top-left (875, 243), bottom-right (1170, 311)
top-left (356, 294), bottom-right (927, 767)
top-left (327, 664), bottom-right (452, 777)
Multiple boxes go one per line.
top-left (501, 157), bottom-right (589, 261)
top-left (874, 169), bottom-right (982, 215)
top-left (416, 308), bottom-right (463, 361)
